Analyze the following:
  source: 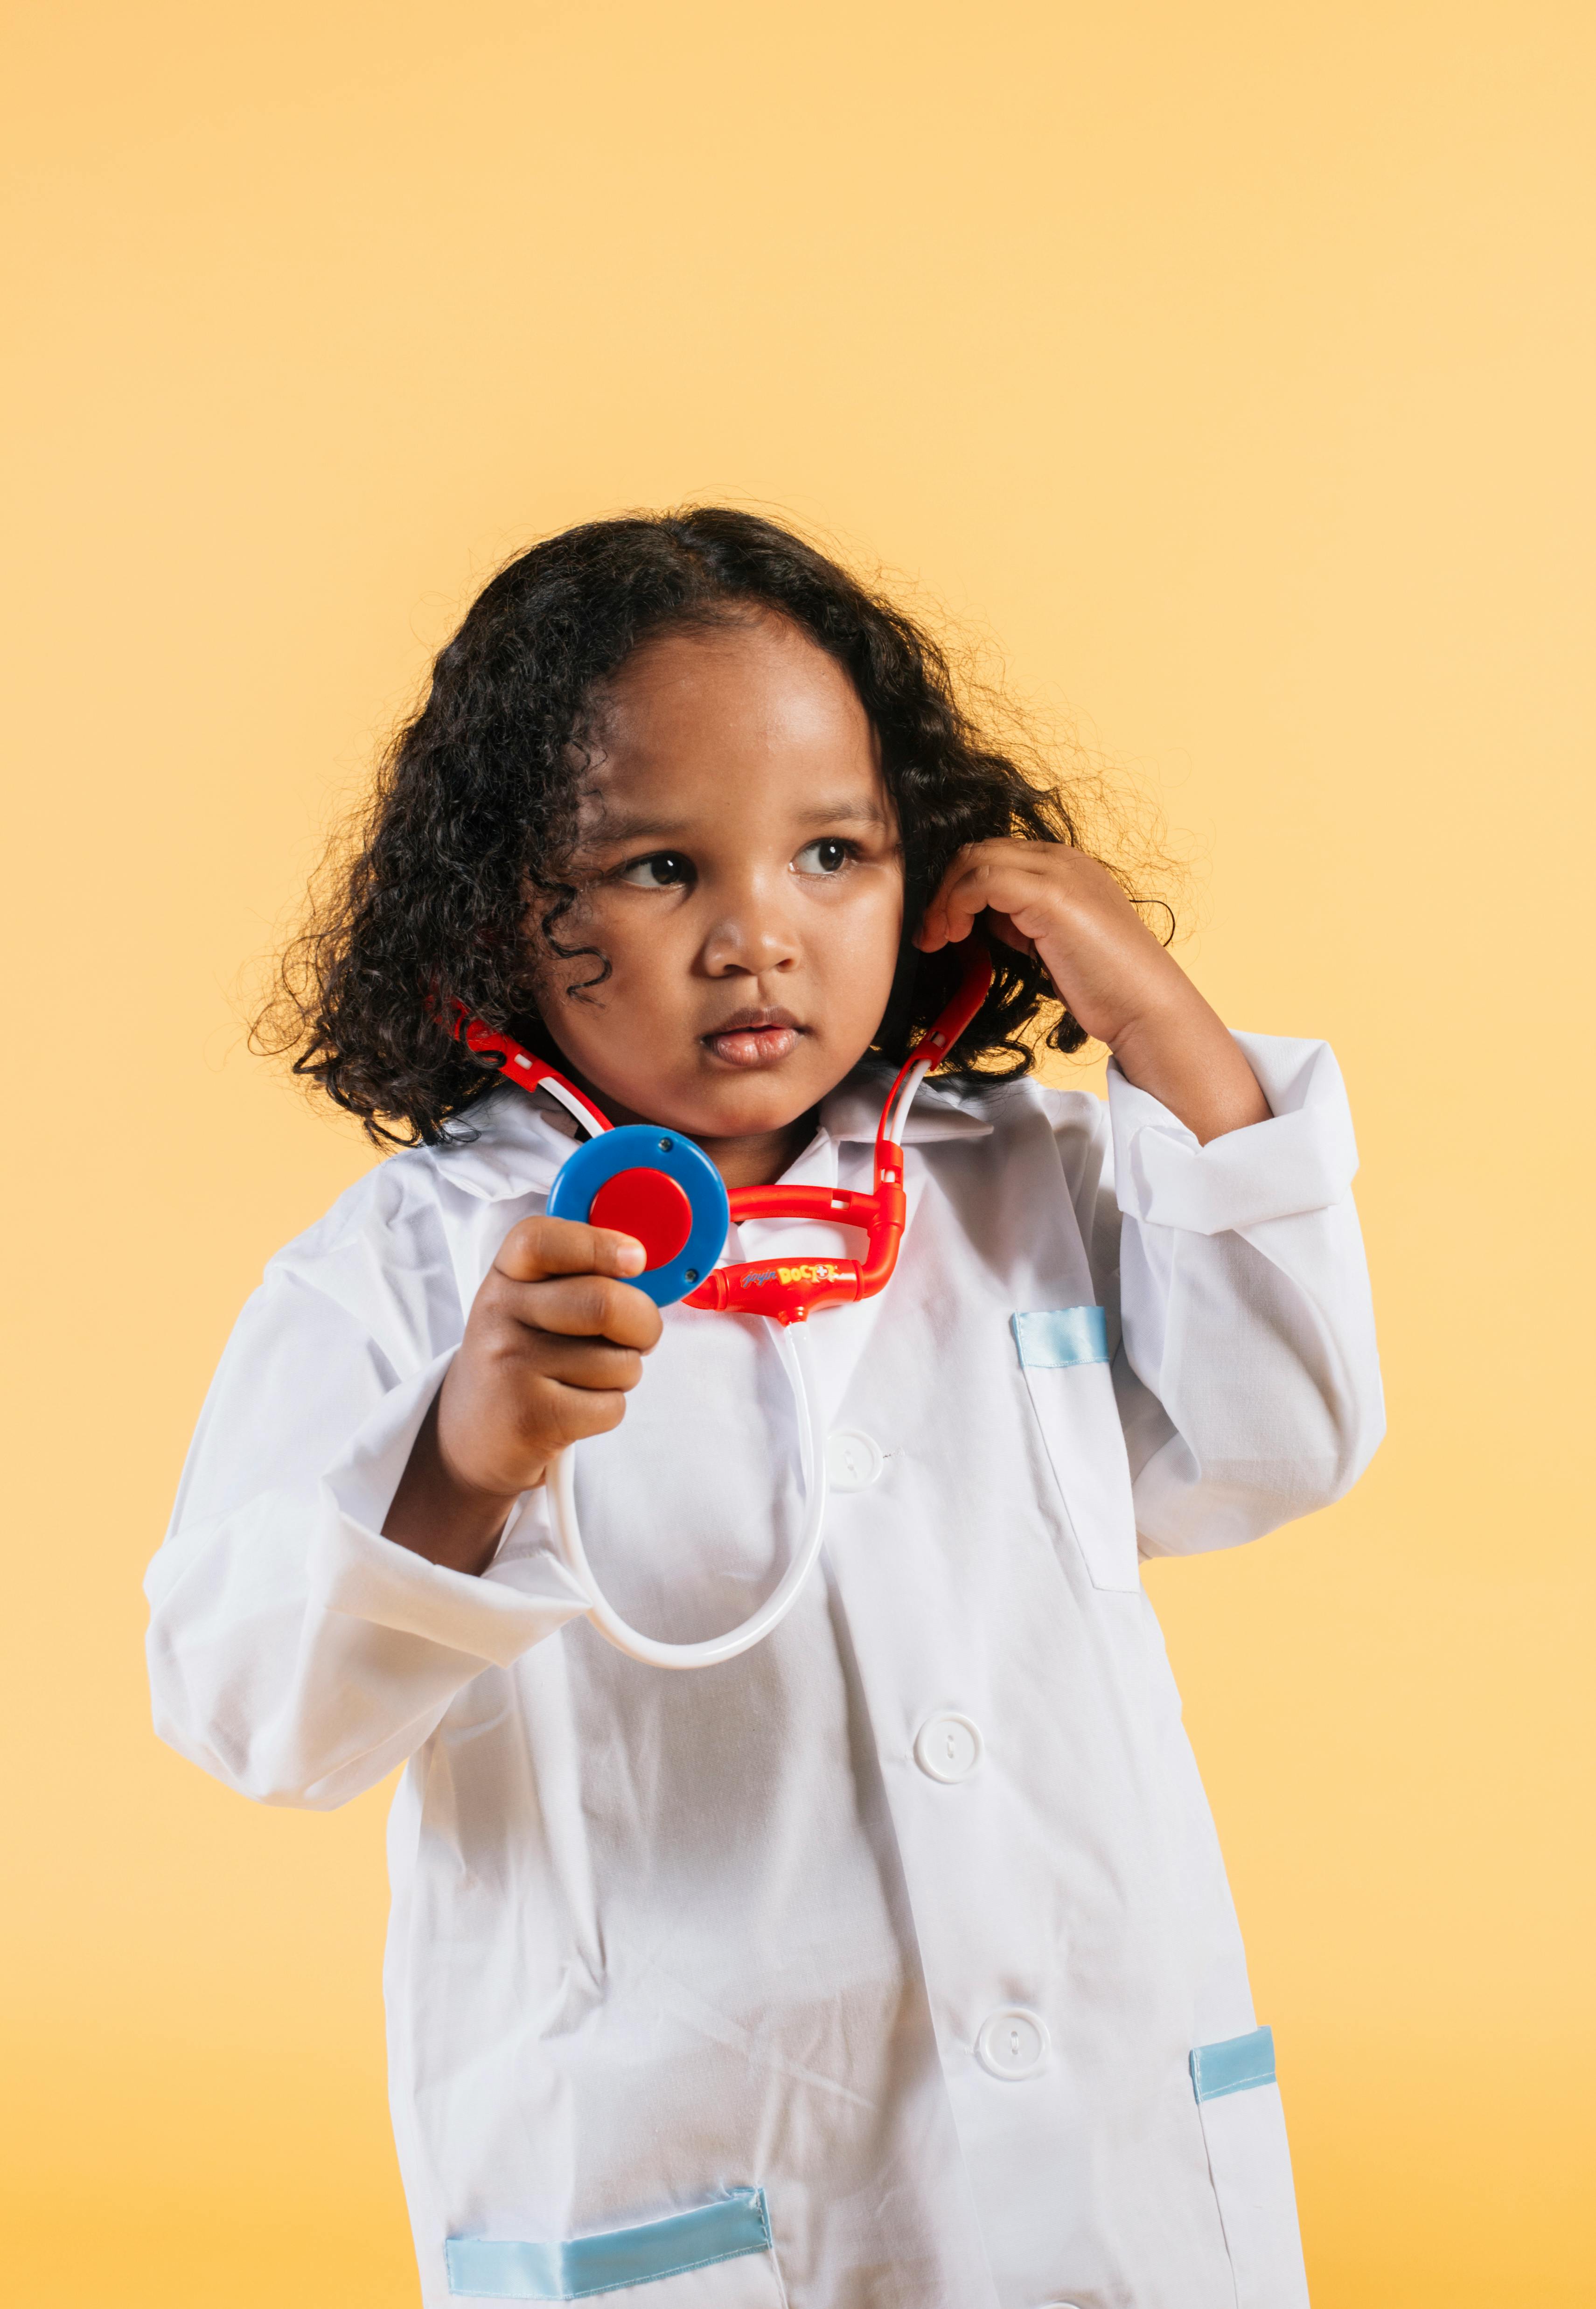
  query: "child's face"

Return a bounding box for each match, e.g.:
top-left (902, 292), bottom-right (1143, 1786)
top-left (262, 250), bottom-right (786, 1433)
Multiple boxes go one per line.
top-left (532, 612), bottom-right (905, 1148)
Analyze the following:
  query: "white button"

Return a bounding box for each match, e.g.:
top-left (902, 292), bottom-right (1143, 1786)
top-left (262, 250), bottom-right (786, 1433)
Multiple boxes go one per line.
top-left (825, 1430), bottom-right (884, 1491)
top-left (976, 2007), bottom-right (1049, 2080)
top-left (913, 1712), bottom-right (983, 1783)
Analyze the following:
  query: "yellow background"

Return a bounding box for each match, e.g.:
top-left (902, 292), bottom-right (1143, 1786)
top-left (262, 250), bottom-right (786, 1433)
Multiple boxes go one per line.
top-left (3, 4), bottom-right (1592, 2302)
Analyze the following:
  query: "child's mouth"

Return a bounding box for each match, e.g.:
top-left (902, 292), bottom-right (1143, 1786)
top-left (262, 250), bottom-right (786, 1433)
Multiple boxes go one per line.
top-left (703, 1016), bottom-right (802, 1068)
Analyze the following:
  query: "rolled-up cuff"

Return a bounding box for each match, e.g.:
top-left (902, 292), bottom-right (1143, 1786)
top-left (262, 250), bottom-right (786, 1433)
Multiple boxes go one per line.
top-left (312, 1348), bottom-right (592, 1668)
top-left (1108, 1034), bottom-right (1359, 1236)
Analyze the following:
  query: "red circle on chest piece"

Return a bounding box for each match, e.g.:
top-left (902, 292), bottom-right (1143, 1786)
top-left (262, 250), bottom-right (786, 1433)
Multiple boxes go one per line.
top-left (588, 1166), bottom-right (695, 1270)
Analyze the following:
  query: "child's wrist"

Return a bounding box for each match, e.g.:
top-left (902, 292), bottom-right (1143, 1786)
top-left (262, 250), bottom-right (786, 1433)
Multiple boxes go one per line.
top-left (385, 1396), bottom-right (527, 1574)
top-left (1108, 992), bottom-right (1268, 1145)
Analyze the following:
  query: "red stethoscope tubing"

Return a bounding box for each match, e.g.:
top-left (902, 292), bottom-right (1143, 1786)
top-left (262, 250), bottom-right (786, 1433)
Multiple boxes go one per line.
top-left (454, 940), bottom-right (993, 1668)
top-left (456, 939), bottom-right (993, 1325)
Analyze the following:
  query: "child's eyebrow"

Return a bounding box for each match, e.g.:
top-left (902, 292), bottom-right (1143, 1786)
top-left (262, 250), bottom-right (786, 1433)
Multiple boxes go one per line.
top-left (803, 795), bottom-right (895, 828)
top-left (582, 795), bottom-right (894, 845)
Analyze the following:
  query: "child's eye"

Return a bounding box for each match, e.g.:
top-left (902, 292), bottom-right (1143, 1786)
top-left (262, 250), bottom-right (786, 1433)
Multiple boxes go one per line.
top-left (616, 851), bottom-right (694, 889)
top-left (794, 837), bottom-right (854, 877)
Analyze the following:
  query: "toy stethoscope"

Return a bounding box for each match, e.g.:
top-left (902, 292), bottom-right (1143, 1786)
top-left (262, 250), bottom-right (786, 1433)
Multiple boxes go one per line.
top-left (455, 941), bottom-right (993, 1670)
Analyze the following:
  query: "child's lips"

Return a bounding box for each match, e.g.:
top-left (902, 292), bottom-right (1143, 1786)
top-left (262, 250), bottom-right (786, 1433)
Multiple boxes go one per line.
top-left (703, 1021), bottom-right (802, 1068)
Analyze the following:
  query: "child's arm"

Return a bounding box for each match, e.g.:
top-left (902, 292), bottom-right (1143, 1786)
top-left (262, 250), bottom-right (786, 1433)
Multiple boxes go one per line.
top-left (1096, 1029), bottom-right (1384, 1553)
top-left (918, 839), bottom-right (1383, 1549)
top-left (915, 842), bottom-right (1270, 1144)
top-left (383, 1215), bottom-right (659, 1574)
top-left (145, 1191), bottom-right (644, 1809)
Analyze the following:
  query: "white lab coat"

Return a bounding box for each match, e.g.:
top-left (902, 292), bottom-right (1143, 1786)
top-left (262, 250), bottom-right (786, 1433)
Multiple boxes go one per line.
top-left (146, 1035), bottom-right (1383, 2309)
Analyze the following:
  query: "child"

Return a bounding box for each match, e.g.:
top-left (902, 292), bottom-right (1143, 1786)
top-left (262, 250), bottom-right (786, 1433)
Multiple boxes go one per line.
top-left (147, 509), bottom-right (1382, 2309)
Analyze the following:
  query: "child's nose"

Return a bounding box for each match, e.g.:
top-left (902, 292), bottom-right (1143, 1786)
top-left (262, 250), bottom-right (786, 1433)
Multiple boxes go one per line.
top-left (701, 897), bottom-right (801, 975)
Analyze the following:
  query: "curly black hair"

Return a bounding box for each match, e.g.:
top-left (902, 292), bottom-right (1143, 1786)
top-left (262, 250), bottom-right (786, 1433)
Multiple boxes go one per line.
top-left (260, 507), bottom-right (1135, 1146)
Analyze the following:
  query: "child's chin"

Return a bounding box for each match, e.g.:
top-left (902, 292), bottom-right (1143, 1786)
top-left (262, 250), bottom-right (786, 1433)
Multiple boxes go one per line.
top-left (683, 1072), bottom-right (819, 1137)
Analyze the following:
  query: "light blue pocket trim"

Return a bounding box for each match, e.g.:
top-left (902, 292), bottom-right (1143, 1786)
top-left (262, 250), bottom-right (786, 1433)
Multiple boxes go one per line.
top-left (1190, 2025), bottom-right (1276, 2103)
top-left (446, 2189), bottom-right (772, 2299)
top-left (1011, 1306), bottom-right (1109, 1369)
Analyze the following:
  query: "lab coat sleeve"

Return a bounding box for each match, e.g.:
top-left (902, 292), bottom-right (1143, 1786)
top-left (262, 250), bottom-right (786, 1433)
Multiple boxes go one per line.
top-left (145, 1227), bottom-right (591, 1811)
top-left (1097, 1032), bottom-right (1384, 1555)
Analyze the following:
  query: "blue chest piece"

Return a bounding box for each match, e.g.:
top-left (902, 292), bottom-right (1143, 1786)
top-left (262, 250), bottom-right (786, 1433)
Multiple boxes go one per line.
top-left (545, 1126), bottom-right (731, 1308)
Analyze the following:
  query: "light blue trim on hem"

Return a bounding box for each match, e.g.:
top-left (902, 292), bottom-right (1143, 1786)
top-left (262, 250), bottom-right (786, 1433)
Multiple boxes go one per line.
top-left (1190, 2025), bottom-right (1276, 2103)
top-left (446, 2190), bottom-right (772, 2299)
top-left (1011, 1306), bottom-right (1109, 1369)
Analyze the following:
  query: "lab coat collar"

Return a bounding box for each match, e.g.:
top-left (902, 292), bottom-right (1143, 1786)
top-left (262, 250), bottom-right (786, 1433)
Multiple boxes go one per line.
top-left (818, 1065), bottom-right (998, 1150)
top-left (426, 1067), bottom-right (995, 1206)
top-left (424, 1088), bottom-right (579, 1203)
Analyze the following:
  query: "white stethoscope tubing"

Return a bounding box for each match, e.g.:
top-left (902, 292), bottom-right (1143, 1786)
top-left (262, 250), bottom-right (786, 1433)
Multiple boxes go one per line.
top-left (547, 1318), bottom-right (831, 1669)
top-left (536, 1072), bottom-right (613, 1137)
top-left (543, 1048), bottom-right (934, 1669)
top-left (883, 1054), bottom-right (934, 1151)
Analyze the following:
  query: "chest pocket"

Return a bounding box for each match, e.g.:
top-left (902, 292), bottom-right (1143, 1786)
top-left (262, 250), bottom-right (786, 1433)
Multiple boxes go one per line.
top-left (1012, 1308), bottom-right (1140, 1593)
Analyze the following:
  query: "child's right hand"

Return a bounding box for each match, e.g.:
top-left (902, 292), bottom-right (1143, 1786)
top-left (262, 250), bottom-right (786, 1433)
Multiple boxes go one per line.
top-left (383, 1217), bottom-right (662, 1575)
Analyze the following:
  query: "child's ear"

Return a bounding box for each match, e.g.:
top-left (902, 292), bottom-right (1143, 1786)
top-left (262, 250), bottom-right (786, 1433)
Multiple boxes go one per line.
top-left (873, 936), bottom-right (922, 1058)
top-left (504, 991), bottom-right (565, 1067)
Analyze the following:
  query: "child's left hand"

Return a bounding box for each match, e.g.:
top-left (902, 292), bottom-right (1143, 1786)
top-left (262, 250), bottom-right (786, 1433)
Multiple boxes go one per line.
top-left (915, 840), bottom-right (1270, 1144)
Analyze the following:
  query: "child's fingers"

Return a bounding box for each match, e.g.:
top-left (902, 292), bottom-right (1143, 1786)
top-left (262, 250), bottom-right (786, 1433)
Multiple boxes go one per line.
top-left (914, 844), bottom-right (979, 950)
top-left (501, 1270), bottom-right (664, 1352)
top-left (518, 1335), bottom-right (647, 1394)
top-left (987, 914), bottom-right (1038, 960)
top-left (535, 1379), bottom-right (631, 1451)
top-left (916, 846), bottom-right (1053, 951)
top-left (496, 1214), bottom-right (647, 1285)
